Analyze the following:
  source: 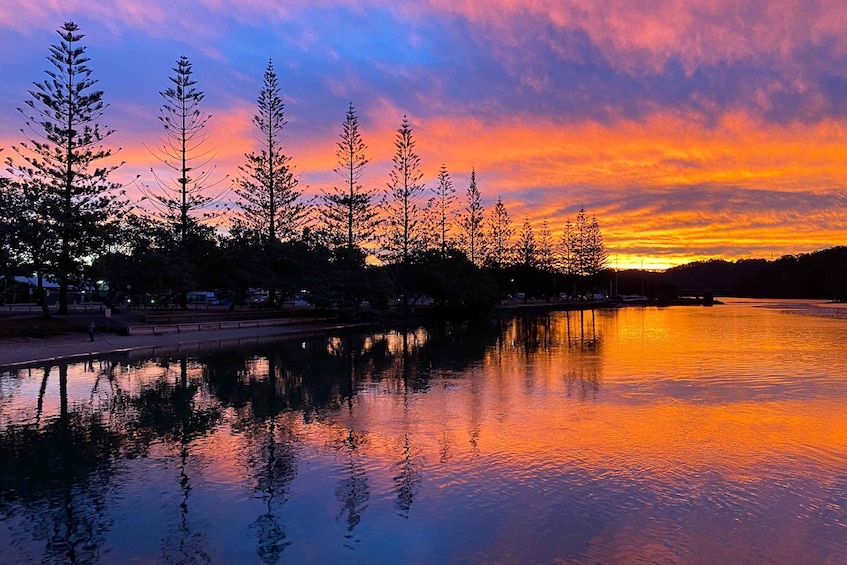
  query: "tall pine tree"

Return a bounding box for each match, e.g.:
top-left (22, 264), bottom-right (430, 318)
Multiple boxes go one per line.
top-left (235, 59), bottom-right (304, 243)
top-left (559, 219), bottom-right (577, 275)
top-left (486, 197), bottom-right (513, 269)
top-left (320, 102), bottom-right (375, 249)
top-left (381, 115), bottom-right (426, 264)
top-left (538, 218), bottom-right (554, 271)
top-left (584, 215), bottom-right (608, 276)
top-left (430, 163), bottom-right (456, 257)
top-left (516, 217), bottom-right (537, 268)
top-left (145, 55), bottom-right (227, 246)
top-left (574, 206), bottom-right (590, 275)
top-left (458, 168), bottom-right (485, 266)
top-left (7, 22), bottom-right (125, 315)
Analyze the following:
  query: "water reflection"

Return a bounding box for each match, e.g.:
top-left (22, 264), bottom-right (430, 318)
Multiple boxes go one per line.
top-left (333, 430), bottom-right (369, 540)
top-left (2, 301), bottom-right (847, 563)
top-left (0, 361), bottom-right (122, 564)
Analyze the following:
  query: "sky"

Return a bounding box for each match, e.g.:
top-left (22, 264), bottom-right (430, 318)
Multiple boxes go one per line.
top-left (2, 0), bottom-right (847, 269)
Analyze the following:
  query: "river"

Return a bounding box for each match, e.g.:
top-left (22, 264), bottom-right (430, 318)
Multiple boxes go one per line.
top-left (1, 298), bottom-right (846, 563)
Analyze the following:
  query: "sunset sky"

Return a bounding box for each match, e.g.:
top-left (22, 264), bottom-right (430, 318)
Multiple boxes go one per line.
top-left (3, 1), bottom-right (847, 269)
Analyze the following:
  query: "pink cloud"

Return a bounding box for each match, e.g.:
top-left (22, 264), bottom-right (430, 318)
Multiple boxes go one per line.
top-left (424, 0), bottom-right (847, 73)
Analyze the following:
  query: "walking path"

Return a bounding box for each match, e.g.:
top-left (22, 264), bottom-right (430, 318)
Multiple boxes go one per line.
top-left (0, 321), bottom-right (366, 370)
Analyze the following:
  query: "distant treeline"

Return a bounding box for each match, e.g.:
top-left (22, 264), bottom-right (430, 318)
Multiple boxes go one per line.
top-left (615, 247), bottom-right (847, 301)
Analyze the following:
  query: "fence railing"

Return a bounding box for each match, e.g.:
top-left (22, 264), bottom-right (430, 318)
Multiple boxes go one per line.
top-left (0, 303), bottom-right (106, 314)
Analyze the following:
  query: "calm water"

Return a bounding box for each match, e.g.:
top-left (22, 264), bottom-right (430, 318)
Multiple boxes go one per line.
top-left (2, 299), bottom-right (847, 564)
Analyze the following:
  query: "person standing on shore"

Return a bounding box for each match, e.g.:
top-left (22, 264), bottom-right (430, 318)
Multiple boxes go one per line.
top-left (87, 321), bottom-right (95, 341)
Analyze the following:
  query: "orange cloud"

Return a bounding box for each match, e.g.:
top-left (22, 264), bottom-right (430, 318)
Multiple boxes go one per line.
top-left (397, 110), bottom-right (847, 268)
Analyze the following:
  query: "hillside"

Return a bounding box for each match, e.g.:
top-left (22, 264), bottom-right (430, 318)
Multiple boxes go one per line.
top-left (653, 247), bottom-right (847, 300)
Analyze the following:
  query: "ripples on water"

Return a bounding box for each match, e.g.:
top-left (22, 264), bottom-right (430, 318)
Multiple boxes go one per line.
top-left (1, 299), bottom-right (847, 563)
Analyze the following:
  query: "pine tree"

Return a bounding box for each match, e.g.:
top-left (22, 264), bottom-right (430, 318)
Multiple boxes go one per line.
top-left (516, 217), bottom-right (537, 267)
top-left (430, 163), bottom-right (456, 257)
top-left (574, 206), bottom-right (590, 275)
top-left (557, 206), bottom-right (607, 277)
top-left (235, 59), bottom-right (304, 243)
top-left (538, 218), bottom-right (554, 271)
top-left (320, 102), bottom-right (376, 249)
top-left (584, 215), bottom-right (608, 276)
top-left (486, 197), bottom-right (513, 268)
top-left (558, 219), bottom-right (577, 275)
top-left (381, 115), bottom-right (426, 264)
top-left (144, 55), bottom-right (227, 246)
top-left (458, 168), bottom-right (485, 266)
top-left (6, 22), bottom-right (125, 315)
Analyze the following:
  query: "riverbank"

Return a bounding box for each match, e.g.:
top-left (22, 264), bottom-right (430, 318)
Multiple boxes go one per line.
top-left (0, 320), bottom-right (367, 370)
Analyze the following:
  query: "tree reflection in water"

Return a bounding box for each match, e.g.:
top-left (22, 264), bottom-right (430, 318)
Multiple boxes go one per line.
top-left (246, 355), bottom-right (296, 564)
top-left (1, 311), bottom-right (604, 561)
top-left (129, 358), bottom-right (220, 564)
top-left (564, 309), bottom-right (598, 350)
top-left (204, 351), bottom-right (299, 563)
top-left (0, 361), bottom-right (122, 563)
top-left (333, 430), bottom-right (369, 545)
top-left (393, 433), bottom-right (422, 518)
top-left (247, 412), bottom-right (295, 564)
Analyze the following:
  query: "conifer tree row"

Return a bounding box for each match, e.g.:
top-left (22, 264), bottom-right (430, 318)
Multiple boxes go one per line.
top-left (558, 205), bottom-right (608, 276)
top-left (0, 21), bottom-right (616, 313)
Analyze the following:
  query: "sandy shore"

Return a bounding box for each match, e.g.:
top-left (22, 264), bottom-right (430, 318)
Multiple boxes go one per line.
top-left (0, 321), bottom-right (366, 370)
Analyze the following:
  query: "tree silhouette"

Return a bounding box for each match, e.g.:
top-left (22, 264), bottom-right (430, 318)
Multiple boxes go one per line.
top-left (144, 55), bottom-right (227, 247)
top-left (538, 218), bottom-right (554, 272)
top-left (320, 102), bottom-right (376, 250)
top-left (381, 115), bottom-right (426, 264)
top-left (142, 56), bottom-right (229, 309)
top-left (555, 207), bottom-right (607, 279)
top-left (0, 175), bottom-right (10, 277)
top-left (6, 21), bottom-right (125, 315)
top-left (559, 219), bottom-right (577, 275)
top-left (574, 206), bottom-right (590, 276)
top-left (486, 196), bottom-right (513, 268)
top-left (0, 178), bottom-right (55, 315)
top-left (584, 214), bottom-right (609, 276)
top-left (235, 59), bottom-right (304, 245)
top-left (516, 217), bottom-right (537, 268)
top-left (458, 168), bottom-right (485, 266)
top-left (430, 163), bottom-right (456, 257)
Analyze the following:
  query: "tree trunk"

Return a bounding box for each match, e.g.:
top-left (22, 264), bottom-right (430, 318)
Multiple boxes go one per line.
top-left (37, 271), bottom-right (51, 319)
